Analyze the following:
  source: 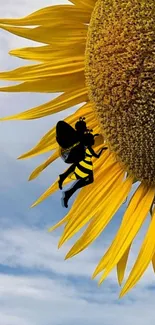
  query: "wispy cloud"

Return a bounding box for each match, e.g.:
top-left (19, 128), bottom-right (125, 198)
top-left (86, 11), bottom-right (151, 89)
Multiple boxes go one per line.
top-left (0, 227), bottom-right (155, 325)
top-left (0, 226), bottom-right (153, 286)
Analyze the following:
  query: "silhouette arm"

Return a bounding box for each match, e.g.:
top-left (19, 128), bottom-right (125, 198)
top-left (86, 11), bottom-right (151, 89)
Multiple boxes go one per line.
top-left (88, 146), bottom-right (108, 158)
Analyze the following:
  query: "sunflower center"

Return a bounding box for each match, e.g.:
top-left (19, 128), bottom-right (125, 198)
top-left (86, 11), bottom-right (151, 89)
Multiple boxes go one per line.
top-left (85, 0), bottom-right (155, 185)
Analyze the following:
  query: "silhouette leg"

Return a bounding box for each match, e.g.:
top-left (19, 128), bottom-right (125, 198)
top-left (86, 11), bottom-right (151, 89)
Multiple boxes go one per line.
top-left (58, 163), bottom-right (76, 190)
top-left (63, 174), bottom-right (94, 207)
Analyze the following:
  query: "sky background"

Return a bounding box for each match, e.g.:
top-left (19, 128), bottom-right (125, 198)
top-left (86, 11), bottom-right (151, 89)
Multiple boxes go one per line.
top-left (0, 0), bottom-right (155, 324)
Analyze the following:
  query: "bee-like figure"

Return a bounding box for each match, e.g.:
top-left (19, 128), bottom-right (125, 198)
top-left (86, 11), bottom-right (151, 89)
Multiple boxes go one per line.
top-left (56, 117), bottom-right (108, 208)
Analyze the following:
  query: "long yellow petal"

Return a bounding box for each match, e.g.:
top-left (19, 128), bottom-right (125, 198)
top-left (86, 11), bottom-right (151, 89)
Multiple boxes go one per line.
top-left (47, 151), bottom-right (113, 234)
top-left (0, 6), bottom-right (91, 26)
top-left (59, 166), bottom-right (125, 248)
top-left (47, 153), bottom-right (109, 236)
top-left (18, 104), bottom-right (93, 159)
top-left (64, 171), bottom-right (125, 254)
top-left (1, 87), bottom-right (88, 121)
top-left (28, 150), bottom-right (59, 181)
top-left (48, 154), bottom-right (110, 232)
top-left (98, 186), bottom-right (155, 285)
top-left (31, 176), bottom-right (71, 208)
top-left (31, 150), bottom-right (110, 209)
top-left (93, 182), bottom-right (150, 277)
top-left (0, 71), bottom-right (85, 93)
top-left (93, 152), bottom-right (116, 179)
top-left (120, 207), bottom-right (155, 297)
top-left (0, 61), bottom-right (84, 82)
top-left (28, 124), bottom-right (101, 181)
top-left (64, 174), bottom-right (131, 257)
top-left (117, 245), bottom-right (131, 286)
top-left (0, 23), bottom-right (87, 45)
top-left (48, 214), bottom-right (70, 233)
top-left (9, 44), bottom-right (85, 62)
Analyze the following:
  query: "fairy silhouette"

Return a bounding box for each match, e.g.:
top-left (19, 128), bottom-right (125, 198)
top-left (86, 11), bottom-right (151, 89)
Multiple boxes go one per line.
top-left (56, 117), bottom-right (108, 208)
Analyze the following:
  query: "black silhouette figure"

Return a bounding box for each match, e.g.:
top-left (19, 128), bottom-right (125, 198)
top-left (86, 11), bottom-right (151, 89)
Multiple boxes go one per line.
top-left (56, 117), bottom-right (88, 164)
top-left (56, 117), bottom-right (108, 208)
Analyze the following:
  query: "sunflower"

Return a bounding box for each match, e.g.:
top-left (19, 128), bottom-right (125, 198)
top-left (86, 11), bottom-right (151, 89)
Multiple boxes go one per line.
top-left (0, 0), bottom-right (155, 297)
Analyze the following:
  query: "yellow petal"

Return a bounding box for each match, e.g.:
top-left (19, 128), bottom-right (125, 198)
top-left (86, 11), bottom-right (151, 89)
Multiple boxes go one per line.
top-left (64, 173), bottom-right (131, 257)
top-left (0, 23), bottom-right (87, 45)
top-left (31, 149), bottom-right (110, 209)
top-left (93, 182), bottom-right (150, 277)
top-left (0, 5), bottom-right (91, 26)
top-left (0, 60), bottom-right (84, 82)
top-left (98, 185), bottom-right (155, 285)
top-left (117, 245), bottom-right (131, 286)
top-left (18, 103), bottom-right (93, 159)
top-left (28, 150), bottom-right (59, 181)
top-left (93, 152), bottom-right (116, 179)
top-left (27, 122), bottom-right (100, 183)
top-left (0, 71), bottom-right (85, 93)
top-left (120, 206), bottom-right (155, 297)
top-left (31, 176), bottom-right (71, 208)
top-left (59, 164), bottom-right (124, 247)
top-left (48, 214), bottom-right (70, 233)
top-left (9, 44), bottom-right (85, 61)
top-left (47, 151), bottom-right (111, 235)
top-left (1, 87), bottom-right (88, 121)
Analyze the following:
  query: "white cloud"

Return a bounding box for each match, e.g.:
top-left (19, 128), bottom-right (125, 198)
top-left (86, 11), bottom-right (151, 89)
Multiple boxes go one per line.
top-left (0, 225), bottom-right (153, 286)
top-left (0, 227), bottom-right (155, 325)
top-left (0, 227), bottom-right (103, 277)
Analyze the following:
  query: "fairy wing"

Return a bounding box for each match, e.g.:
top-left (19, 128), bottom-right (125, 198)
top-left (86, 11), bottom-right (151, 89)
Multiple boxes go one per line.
top-left (56, 121), bottom-right (79, 149)
top-left (63, 143), bottom-right (85, 163)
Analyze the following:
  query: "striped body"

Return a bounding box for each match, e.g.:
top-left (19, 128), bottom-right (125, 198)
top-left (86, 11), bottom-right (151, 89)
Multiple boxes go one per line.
top-left (70, 148), bottom-right (93, 180)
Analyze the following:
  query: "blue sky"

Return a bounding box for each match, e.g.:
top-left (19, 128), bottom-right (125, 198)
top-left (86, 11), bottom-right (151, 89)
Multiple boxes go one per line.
top-left (0, 0), bottom-right (155, 324)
